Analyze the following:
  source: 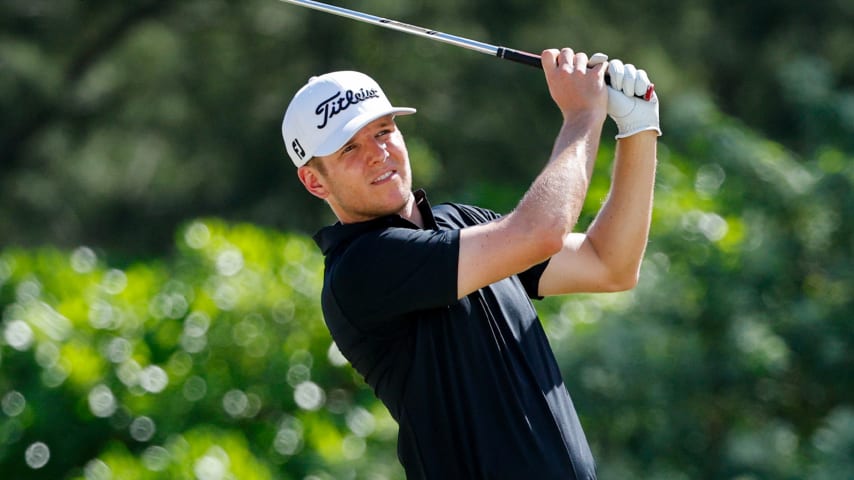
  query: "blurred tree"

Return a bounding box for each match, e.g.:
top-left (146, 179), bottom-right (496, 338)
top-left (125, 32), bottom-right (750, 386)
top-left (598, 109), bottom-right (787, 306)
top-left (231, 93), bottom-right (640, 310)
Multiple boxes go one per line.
top-left (2, 0), bottom-right (851, 254)
top-left (1, 0), bottom-right (852, 479)
top-left (1, 219), bottom-right (405, 478)
top-left (2, 95), bottom-right (852, 477)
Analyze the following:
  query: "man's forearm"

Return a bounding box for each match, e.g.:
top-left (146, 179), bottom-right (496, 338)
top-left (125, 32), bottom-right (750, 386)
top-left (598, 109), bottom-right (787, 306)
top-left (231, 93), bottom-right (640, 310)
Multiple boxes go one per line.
top-left (513, 114), bottom-right (605, 240)
top-left (456, 116), bottom-right (606, 298)
top-left (585, 131), bottom-right (657, 284)
top-left (455, 49), bottom-right (611, 299)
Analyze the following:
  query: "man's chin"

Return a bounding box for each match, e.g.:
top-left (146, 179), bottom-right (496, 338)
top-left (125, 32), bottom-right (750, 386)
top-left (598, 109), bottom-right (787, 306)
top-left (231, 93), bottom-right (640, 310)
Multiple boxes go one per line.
top-left (381, 194), bottom-right (413, 219)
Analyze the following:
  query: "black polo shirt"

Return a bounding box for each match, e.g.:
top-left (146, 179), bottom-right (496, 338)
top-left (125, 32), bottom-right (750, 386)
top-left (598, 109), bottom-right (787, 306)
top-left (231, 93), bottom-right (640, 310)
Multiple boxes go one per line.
top-left (313, 190), bottom-right (596, 480)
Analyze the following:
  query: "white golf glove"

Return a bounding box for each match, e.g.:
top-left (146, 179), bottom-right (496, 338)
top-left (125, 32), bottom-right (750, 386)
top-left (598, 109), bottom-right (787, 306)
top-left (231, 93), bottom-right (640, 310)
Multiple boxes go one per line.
top-left (589, 53), bottom-right (661, 139)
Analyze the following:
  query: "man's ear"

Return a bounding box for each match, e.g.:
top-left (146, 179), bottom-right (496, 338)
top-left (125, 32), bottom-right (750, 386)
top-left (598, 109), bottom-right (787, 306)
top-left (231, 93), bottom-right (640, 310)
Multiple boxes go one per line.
top-left (297, 165), bottom-right (329, 200)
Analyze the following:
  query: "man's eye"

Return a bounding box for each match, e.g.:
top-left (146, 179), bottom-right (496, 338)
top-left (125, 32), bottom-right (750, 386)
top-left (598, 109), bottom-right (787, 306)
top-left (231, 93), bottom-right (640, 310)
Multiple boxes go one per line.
top-left (342, 145), bottom-right (356, 153)
top-left (377, 129), bottom-right (390, 137)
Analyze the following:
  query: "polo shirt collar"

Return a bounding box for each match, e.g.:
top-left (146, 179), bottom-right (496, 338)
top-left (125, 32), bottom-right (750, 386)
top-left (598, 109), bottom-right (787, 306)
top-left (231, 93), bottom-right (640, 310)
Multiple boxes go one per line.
top-left (312, 189), bottom-right (437, 256)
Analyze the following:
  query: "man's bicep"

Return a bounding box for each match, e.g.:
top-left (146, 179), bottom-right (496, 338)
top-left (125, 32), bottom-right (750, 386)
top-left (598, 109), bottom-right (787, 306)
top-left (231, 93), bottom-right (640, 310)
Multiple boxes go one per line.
top-left (537, 233), bottom-right (622, 296)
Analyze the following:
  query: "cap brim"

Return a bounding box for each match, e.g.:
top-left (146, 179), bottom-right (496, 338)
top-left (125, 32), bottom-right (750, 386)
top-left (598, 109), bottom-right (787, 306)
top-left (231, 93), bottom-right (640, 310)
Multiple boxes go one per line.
top-left (314, 107), bottom-right (416, 157)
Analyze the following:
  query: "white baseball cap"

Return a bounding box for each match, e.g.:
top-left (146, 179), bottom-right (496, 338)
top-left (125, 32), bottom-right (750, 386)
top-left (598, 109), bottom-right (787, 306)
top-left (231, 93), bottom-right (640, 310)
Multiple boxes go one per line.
top-left (282, 71), bottom-right (416, 167)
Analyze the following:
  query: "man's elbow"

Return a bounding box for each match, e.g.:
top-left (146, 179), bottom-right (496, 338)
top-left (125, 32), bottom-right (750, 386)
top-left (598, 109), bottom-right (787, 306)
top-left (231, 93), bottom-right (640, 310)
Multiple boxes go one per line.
top-left (535, 226), bottom-right (567, 260)
top-left (603, 269), bottom-right (641, 292)
top-left (513, 215), bottom-right (566, 260)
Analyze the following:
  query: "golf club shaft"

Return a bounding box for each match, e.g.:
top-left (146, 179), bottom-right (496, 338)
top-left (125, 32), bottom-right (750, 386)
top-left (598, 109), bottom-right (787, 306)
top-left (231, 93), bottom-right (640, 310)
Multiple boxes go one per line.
top-left (278, 0), bottom-right (654, 100)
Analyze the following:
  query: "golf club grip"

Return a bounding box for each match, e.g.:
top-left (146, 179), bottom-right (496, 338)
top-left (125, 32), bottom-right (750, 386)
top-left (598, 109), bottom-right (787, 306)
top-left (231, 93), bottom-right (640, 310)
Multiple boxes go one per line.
top-left (497, 47), bottom-right (655, 101)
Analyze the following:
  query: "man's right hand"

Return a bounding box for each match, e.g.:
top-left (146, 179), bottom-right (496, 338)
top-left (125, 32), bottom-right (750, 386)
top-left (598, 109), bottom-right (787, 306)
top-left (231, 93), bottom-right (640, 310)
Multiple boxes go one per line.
top-left (541, 48), bottom-right (608, 124)
top-left (456, 48), bottom-right (610, 299)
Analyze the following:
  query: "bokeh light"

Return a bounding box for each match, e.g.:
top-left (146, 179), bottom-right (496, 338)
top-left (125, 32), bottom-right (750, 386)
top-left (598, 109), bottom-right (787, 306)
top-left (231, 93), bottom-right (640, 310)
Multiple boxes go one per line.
top-left (70, 247), bottom-right (97, 273)
top-left (139, 365), bottom-right (169, 393)
top-left (130, 416), bottom-right (157, 442)
top-left (346, 407), bottom-right (376, 438)
top-left (25, 442), bottom-right (50, 469)
top-left (83, 459), bottom-right (112, 480)
top-left (141, 445), bottom-right (171, 471)
top-left (105, 337), bottom-right (132, 363)
top-left (3, 319), bottom-right (34, 351)
top-left (194, 447), bottom-right (231, 480)
top-left (294, 381), bottom-right (325, 411)
top-left (222, 389), bottom-right (249, 418)
top-left (88, 384), bottom-right (117, 418)
top-left (182, 375), bottom-right (208, 402)
top-left (273, 415), bottom-right (304, 456)
top-left (101, 268), bottom-right (128, 295)
top-left (216, 248), bottom-right (244, 277)
top-left (184, 222), bottom-right (211, 249)
top-left (327, 342), bottom-right (348, 367)
top-left (1, 391), bottom-right (26, 417)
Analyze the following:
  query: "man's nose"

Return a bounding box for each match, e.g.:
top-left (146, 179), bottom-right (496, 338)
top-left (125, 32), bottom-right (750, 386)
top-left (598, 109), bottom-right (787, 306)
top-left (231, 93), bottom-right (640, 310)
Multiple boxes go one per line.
top-left (367, 138), bottom-right (388, 164)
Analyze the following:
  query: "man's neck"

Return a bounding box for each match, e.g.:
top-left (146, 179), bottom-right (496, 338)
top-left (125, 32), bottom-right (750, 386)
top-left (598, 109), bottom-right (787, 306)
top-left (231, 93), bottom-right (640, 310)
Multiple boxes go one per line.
top-left (398, 192), bottom-right (424, 228)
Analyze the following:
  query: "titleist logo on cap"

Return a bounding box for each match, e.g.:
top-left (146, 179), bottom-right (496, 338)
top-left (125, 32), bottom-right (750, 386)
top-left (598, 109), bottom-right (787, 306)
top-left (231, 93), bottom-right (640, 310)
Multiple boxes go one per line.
top-left (315, 88), bottom-right (380, 129)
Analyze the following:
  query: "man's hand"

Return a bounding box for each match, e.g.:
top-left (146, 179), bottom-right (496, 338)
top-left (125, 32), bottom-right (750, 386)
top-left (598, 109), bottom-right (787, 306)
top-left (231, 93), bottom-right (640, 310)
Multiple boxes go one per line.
top-left (541, 48), bottom-right (608, 124)
top-left (589, 54), bottom-right (662, 139)
top-left (456, 48), bottom-right (610, 299)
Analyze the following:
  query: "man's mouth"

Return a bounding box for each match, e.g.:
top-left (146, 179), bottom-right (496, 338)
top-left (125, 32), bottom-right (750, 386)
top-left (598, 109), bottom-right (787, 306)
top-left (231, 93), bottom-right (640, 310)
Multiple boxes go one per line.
top-left (371, 170), bottom-right (396, 184)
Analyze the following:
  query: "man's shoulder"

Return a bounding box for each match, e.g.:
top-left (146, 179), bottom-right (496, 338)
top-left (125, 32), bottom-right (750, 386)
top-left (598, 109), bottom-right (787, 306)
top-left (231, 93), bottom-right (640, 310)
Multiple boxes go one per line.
top-left (315, 216), bottom-right (411, 259)
top-left (327, 223), bottom-right (457, 277)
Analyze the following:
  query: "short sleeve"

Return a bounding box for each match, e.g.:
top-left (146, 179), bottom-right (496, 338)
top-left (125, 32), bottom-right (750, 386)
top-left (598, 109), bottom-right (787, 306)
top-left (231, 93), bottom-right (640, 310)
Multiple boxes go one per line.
top-left (517, 258), bottom-right (551, 300)
top-left (438, 203), bottom-right (550, 300)
top-left (328, 227), bottom-right (460, 329)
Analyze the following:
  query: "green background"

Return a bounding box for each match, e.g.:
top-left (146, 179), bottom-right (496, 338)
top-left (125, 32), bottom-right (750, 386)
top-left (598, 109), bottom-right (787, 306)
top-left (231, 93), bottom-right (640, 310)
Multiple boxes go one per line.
top-left (1, 0), bottom-right (852, 478)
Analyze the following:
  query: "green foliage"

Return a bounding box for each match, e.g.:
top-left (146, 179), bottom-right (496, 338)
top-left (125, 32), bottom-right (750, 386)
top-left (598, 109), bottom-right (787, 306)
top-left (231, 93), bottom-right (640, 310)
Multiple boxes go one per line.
top-left (1, 220), bottom-right (400, 479)
top-left (1, 0), bottom-right (853, 478)
top-left (541, 93), bottom-right (854, 479)
top-left (3, 0), bottom-right (852, 252)
top-left (2, 99), bottom-right (853, 477)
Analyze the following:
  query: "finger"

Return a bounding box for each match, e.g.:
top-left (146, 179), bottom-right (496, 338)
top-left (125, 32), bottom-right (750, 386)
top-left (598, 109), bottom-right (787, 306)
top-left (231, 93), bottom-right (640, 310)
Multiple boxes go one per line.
top-left (541, 49), bottom-right (561, 68)
top-left (608, 59), bottom-right (625, 91)
top-left (559, 48), bottom-right (575, 69)
top-left (622, 63), bottom-right (638, 97)
top-left (588, 55), bottom-right (608, 79)
top-left (635, 69), bottom-right (652, 97)
top-left (588, 52), bottom-right (609, 67)
top-left (574, 52), bottom-right (589, 71)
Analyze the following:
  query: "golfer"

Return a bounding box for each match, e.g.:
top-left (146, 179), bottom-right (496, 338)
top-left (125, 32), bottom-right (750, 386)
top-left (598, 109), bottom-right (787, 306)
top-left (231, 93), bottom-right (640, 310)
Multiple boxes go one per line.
top-left (282, 48), bottom-right (659, 479)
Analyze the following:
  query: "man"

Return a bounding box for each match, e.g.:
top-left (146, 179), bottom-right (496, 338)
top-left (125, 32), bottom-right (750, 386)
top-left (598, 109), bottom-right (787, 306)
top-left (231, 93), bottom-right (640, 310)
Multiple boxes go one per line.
top-left (282, 48), bottom-right (659, 479)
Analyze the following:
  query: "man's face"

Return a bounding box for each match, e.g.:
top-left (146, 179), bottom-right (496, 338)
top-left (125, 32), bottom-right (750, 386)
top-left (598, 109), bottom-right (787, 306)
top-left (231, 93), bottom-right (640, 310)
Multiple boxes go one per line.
top-left (299, 115), bottom-right (413, 223)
